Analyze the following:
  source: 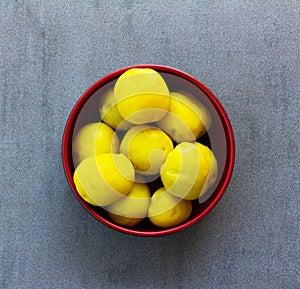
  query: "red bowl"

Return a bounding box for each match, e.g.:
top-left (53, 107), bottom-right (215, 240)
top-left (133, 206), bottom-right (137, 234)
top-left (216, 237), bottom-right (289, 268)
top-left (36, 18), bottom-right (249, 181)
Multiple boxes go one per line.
top-left (62, 64), bottom-right (235, 237)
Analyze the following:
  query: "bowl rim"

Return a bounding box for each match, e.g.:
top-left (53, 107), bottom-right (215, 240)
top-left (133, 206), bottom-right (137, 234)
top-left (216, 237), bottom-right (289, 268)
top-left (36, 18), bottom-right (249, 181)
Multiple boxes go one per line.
top-left (62, 64), bottom-right (235, 237)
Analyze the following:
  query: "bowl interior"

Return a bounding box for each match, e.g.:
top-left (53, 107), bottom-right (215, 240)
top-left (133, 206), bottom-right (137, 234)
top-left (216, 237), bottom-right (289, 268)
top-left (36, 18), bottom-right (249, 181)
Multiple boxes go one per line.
top-left (62, 65), bottom-right (234, 236)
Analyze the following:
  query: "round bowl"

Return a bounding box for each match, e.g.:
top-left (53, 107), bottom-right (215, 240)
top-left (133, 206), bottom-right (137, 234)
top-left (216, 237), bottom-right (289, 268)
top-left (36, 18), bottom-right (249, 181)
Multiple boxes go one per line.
top-left (62, 64), bottom-right (235, 237)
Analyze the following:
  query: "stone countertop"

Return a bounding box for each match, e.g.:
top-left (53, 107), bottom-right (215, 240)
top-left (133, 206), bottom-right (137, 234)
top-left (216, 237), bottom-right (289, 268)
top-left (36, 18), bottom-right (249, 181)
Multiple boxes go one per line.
top-left (1, 1), bottom-right (299, 288)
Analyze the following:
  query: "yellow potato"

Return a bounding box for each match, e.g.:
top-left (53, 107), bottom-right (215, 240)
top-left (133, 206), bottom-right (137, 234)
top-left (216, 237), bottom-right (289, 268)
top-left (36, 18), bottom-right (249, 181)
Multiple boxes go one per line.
top-left (72, 122), bottom-right (119, 166)
top-left (157, 91), bottom-right (211, 142)
top-left (160, 142), bottom-right (218, 200)
top-left (73, 153), bottom-right (135, 206)
top-left (106, 182), bottom-right (151, 227)
top-left (114, 68), bottom-right (170, 124)
top-left (120, 125), bottom-right (174, 175)
top-left (148, 188), bottom-right (192, 228)
top-left (99, 88), bottom-right (132, 131)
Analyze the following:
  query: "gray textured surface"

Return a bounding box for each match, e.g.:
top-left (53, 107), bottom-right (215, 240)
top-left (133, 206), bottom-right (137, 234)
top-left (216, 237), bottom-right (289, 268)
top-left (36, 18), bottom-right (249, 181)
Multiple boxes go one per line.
top-left (1, 1), bottom-right (299, 288)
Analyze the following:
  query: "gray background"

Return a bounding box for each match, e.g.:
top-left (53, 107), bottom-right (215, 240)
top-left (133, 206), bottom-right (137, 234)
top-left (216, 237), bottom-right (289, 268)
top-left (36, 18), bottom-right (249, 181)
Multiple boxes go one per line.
top-left (1, 1), bottom-right (299, 288)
